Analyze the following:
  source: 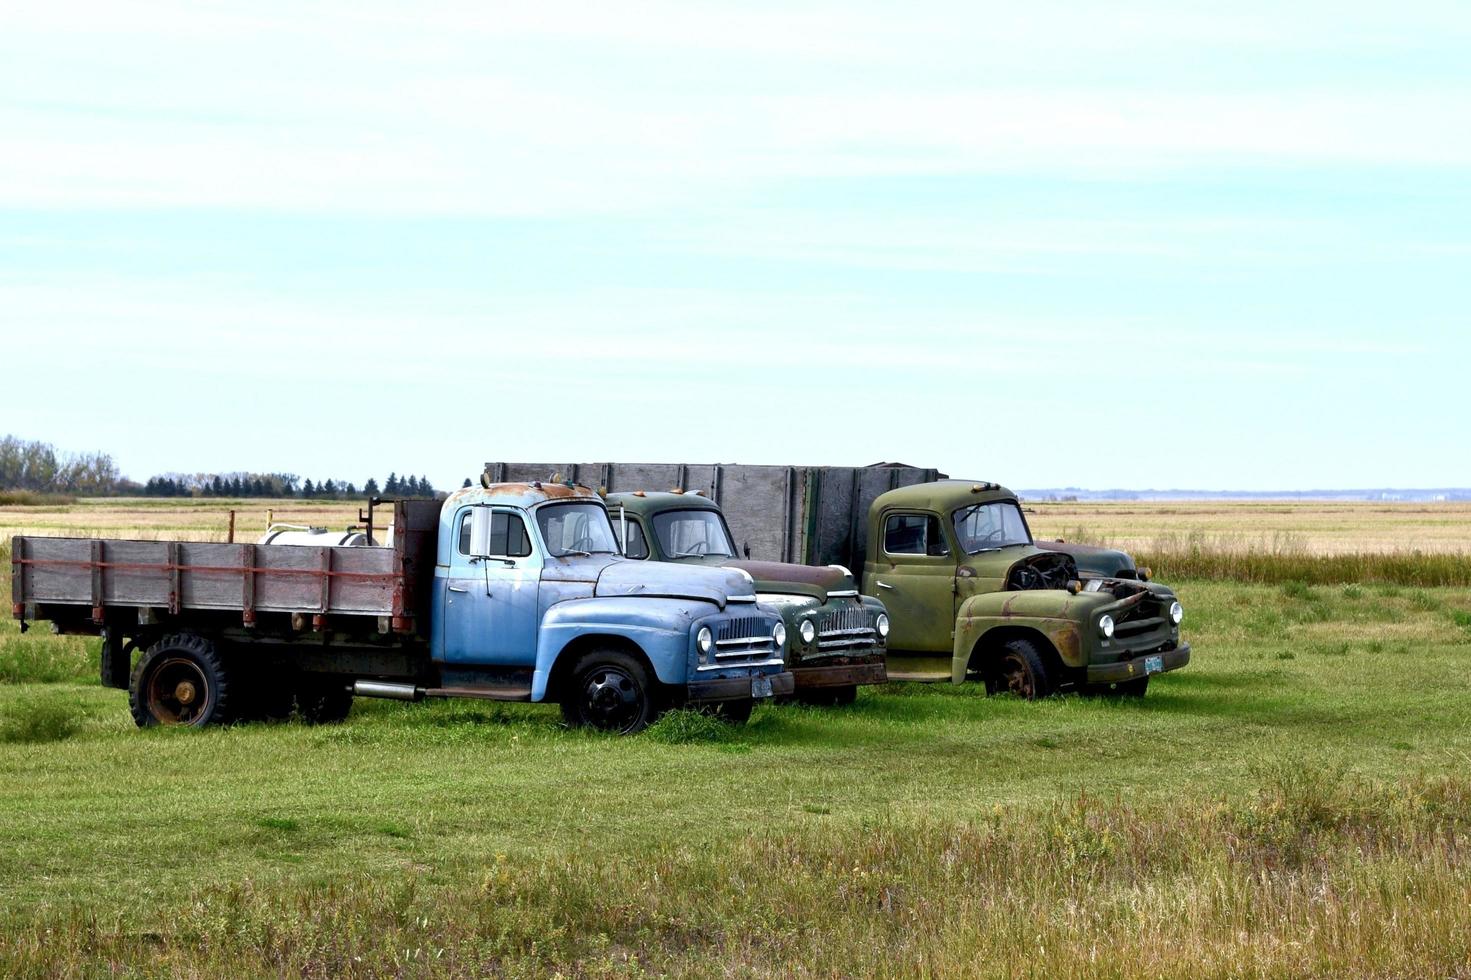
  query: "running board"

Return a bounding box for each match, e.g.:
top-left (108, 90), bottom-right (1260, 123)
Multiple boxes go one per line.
top-left (884, 670), bottom-right (951, 683)
top-left (421, 685), bottom-right (533, 702)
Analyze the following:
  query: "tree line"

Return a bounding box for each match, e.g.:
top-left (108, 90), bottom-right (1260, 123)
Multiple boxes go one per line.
top-left (141, 472), bottom-right (437, 499)
top-left (2, 434), bottom-right (438, 499)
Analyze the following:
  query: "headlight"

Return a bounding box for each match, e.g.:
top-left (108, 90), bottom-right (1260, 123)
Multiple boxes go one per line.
top-left (772, 621), bottom-right (787, 648)
top-left (799, 619), bottom-right (816, 644)
top-left (1169, 601), bottom-right (1183, 625)
top-left (876, 614), bottom-right (890, 639)
top-left (1098, 615), bottom-right (1115, 639)
top-left (697, 627), bottom-right (713, 656)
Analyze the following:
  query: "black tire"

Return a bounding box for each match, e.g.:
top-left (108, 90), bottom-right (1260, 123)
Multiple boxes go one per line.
top-left (708, 698), bottom-right (755, 724)
top-left (560, 650), bottom-right (659, 734)
top-left (984, 638), bottom-right (1054, 700)
top-left (798, 684), bottom-right (858, 707)
top-left (1082, 676), bottom-right (1149, 698)
top-left (296, 676), bottom-right (353, 724)
top-left (129, 633), bottom-right (234, 728)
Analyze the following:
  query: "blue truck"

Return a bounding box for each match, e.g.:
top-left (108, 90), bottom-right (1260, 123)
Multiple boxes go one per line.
top-left (8, 480), bottom-right (793, 733)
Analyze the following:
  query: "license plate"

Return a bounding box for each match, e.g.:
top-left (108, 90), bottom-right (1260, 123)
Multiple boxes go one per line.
top-left (751, 676), bottom-right (774, 699)
top-left (1144, 655), bottom-right (1164, 675)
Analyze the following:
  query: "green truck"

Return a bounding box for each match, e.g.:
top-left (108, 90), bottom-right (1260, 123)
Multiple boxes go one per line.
top-left (866, 480), bottom-right (1190, 697)
top-left (604, 490), bottom-right (888, 704)
top-left (485, 463), bottom-right (1191, 698)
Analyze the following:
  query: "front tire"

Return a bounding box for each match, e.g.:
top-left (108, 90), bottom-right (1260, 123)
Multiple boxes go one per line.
top-left (129, 633), bottom-right (234, 727)
top-left (984, 638), bottom-right (1054, 700)
top-left (561, 651), bottom-right (659, 734)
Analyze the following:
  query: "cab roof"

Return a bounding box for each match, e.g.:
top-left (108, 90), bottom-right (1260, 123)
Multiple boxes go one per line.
top-left (445, 481), bottom-right (602, 511)
top-left (872, 479), bottom-right (1018, 514)
top-left (603, 489), bottom-right (720, 516)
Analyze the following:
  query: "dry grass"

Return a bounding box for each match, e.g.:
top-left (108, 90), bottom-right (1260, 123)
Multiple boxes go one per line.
top-left (1028, 500), bottom-right (1471, 555)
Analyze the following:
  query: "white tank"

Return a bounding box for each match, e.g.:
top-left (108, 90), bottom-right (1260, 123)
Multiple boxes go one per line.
top-left (259, 524), bottom-right (372, 547)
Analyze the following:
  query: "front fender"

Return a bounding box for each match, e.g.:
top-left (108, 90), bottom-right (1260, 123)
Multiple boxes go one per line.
top-left (533, 596), bottom-right (717, 700)
top-left (950, 589), bottom-right (1112, 682)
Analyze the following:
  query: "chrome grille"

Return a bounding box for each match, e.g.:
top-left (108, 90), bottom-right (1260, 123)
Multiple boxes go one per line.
top-left (714, 614), bottom-right (776, 660)
top-left (817, 603), bottom-right (877, 651)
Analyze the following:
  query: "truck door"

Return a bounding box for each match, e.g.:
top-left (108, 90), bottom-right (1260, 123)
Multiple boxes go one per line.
top-left (869, 511), bottom-right (957, 653)
top-left (441, 506), bottom-right (541, 665)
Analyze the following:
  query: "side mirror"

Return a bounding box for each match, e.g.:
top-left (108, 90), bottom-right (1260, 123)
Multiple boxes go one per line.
top-left (743, 541), bottom-right (751, 559)
top-left (468, 506), bottom-right (494, 557)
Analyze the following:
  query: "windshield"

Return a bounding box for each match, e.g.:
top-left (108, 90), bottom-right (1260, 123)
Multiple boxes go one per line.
top-left (652, 509), bottom-right (736, 558)
top-left (535, 502), bottom-right (620, 557)
top-left (952, 501), bottom-right (1032, 554)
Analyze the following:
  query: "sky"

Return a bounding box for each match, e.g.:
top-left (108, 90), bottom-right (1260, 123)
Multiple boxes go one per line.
top-left (3, 1), bottom-right (1469, 492)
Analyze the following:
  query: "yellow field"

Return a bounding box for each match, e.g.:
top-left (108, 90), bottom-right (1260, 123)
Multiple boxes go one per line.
top-left (1026, 500), bottom-right (1471, 555)
top-left (3, 497), bottom-right (1469, 556)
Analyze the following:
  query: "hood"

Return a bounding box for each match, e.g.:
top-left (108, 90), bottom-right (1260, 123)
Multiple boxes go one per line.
top-left (724, 559), bottom-right (853, 601)
top-left (957, 544), bottom-right (1049, 580)
top-left (593, 559), bottom-right (754, 607)
top-left (1034, 540), bottom-right (1137, 578)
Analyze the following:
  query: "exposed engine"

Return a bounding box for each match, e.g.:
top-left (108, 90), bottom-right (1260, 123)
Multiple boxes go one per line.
top-left (1005, 552), bottom-right (1077, 591)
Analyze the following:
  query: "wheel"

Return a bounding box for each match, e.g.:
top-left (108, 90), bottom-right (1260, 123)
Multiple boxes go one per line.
top-left (985, 638), bottom-right (1054, 700)
top-left (796, 684), bottom-right (858, 707)
top-left (129, 633), bottom-right (234, 727)
top-left (1082, 676), bottom-right (1149, 698)
top-left (707, 698), bottom-right (755, 724)
top-left (296, 676), bottom-right (353, 724)
top-left (560, 651), bottom-right (659, 734)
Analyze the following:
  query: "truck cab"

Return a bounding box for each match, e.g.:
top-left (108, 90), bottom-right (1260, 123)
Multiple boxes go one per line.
top-left (605, 490), bottom-right (889, 704)
top-left (864, 481), bottom-right (1190, 697)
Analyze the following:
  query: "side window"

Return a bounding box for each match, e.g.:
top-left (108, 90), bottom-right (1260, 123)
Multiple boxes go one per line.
top-left (884, 513), bottom-right (948, 557)
top-left (623, 520), bottom-right (649, 560)
top-left (456, 510), bottom-right (533, 557)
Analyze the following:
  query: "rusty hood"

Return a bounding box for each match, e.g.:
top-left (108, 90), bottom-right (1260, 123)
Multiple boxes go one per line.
top-left (724, 559), bottom-right (853, 600)
top-left (593, 559), bottom-right (753, 607)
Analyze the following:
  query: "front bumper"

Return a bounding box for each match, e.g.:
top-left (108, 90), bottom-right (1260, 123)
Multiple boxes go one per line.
top-left (687, 671), bottom-right (796, 703)
top-left (791, 660), bottom-right (888, 689)
top-left (1085, 643), bottom-right (1191, 684)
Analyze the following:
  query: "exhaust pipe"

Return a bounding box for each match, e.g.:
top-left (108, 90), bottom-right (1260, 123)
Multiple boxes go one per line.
top-left (352, 680), bottom-right (422, 701)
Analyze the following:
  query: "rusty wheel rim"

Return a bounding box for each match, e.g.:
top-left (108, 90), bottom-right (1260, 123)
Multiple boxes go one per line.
top-left (144, 657), bottom-right (212, 725)
top-left (999, 654), bottom-right (1035, 699)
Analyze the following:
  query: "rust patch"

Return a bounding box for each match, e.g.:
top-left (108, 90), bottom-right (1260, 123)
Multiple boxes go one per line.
top-left (483, 482), bottom-right (595, 500)
top-left (1054, 624), bottom-right (1082, 662)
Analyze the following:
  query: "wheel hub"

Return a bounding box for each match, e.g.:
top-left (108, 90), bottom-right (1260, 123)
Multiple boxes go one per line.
top-left (174, 681), bottom-right (197, 705)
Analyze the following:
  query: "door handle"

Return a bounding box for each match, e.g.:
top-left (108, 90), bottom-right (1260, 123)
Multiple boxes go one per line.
top-left (448, 585), bottom-right (469, 593)
top-left (876, 581), bottom-right (894, 590)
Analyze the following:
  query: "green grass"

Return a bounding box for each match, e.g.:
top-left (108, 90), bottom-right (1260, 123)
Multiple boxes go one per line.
top-left (0, 581), bottom-right (1469, 975)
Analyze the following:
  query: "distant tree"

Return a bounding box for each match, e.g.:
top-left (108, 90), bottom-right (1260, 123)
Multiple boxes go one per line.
top-left (420, 475), bottom-right (434, 496)
top-left (229, 476), bottom-right (243, 497)
top-left (210, 475), bottom-right (224, 497)
top-left (302, 478), bottom-right (316, 498)
top-left (344, 482), bottom-right (357, 496)
top-left (385, 473), bottom-right (399, 495)
top-left (364, 477), bottom-right (379, 497)
top-left (323, 478), bottom-right (337, 497)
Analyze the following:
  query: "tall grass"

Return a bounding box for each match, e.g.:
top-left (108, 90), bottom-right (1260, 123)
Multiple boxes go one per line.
top-left (1136, 533), bottom-right (1471, 586)
top-left (0, 490), bottom-right (76, 506)
top-left (2, 768), bottom-right (1467, 977)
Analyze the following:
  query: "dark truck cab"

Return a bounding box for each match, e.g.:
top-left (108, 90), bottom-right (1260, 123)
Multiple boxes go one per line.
top-left (605, 491), bottom-right (888, 704)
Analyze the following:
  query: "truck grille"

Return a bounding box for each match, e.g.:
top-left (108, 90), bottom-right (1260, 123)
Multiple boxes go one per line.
top-left (715, 614), bottom-right (776, 661)
top-left (817, 603), bottom-right (877, 651)
top-left (1110, 597), bottom-right (1174, 653)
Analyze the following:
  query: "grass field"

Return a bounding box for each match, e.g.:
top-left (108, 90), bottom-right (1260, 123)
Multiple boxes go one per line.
top-left (2, 499), bottom-right (1471, 976)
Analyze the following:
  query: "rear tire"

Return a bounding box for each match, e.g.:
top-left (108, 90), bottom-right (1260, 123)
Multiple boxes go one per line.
top-left (984, 638), bottom-right (1054, 700)
top-left (560, 651), bottom-right (659, 734)
top-left (707, 698), bottom-right (755, 724)
top-left (798, 684), bottom-right (858, 707)
top-left (129, 633), bottom-right (234, 728)
top-left (1083, 676), bottom-right (1149, 698)
top-left (296, 676), bottom-right (353, 724)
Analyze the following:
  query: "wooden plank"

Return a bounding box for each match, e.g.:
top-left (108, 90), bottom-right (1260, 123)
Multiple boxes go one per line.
top-left (167, 541), bottom-right (181, 615)
top-left (90, 539), bottom-right (104, 623)
top-left (241, 543), bottom-right (256, 627)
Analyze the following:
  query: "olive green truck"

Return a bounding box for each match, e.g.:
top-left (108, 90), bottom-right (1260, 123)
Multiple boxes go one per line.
top-left (485, 462), bottom-right (1190, 698)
